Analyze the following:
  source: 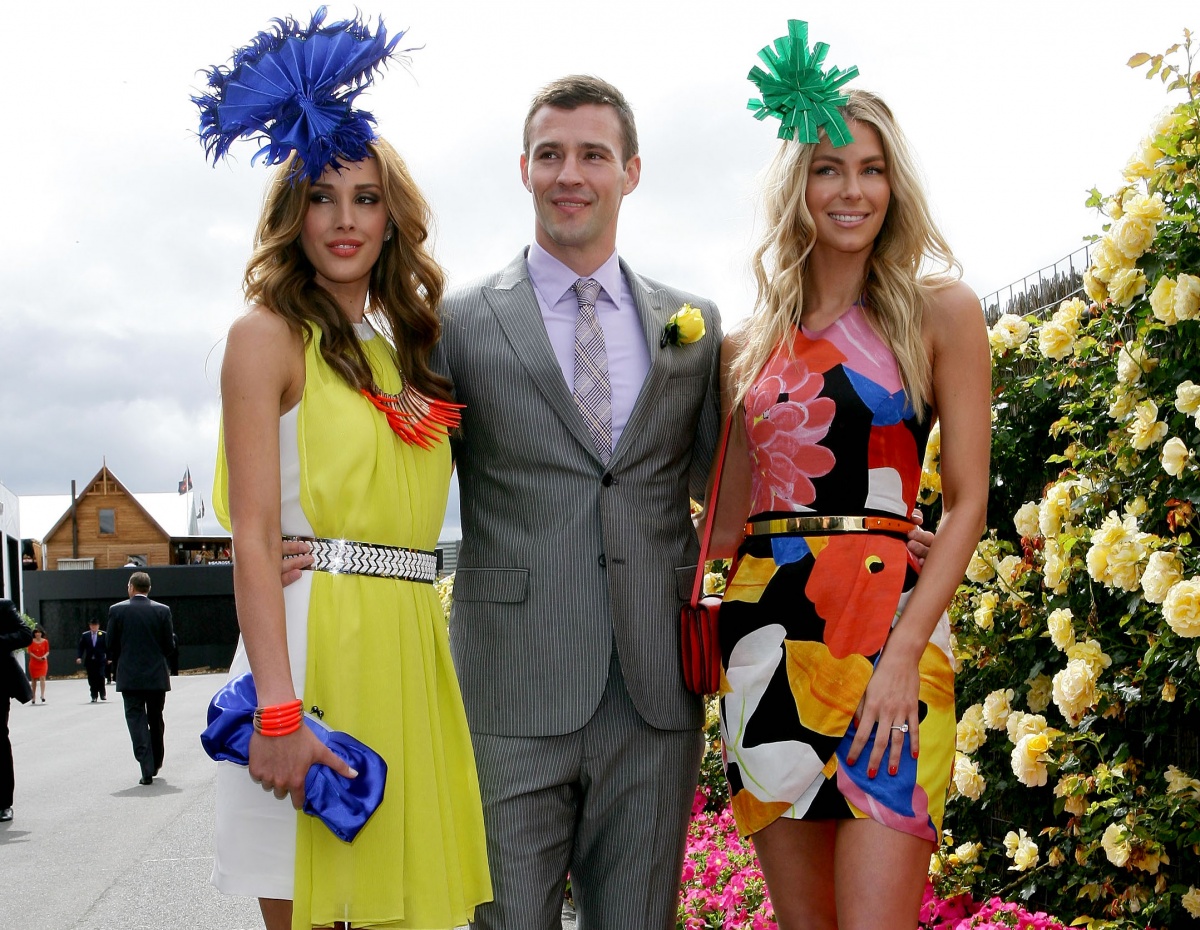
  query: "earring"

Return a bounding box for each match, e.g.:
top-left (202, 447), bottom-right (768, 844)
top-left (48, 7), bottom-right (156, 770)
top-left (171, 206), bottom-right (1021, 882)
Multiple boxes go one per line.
top-left (384, 227), bottom-right (394, 241)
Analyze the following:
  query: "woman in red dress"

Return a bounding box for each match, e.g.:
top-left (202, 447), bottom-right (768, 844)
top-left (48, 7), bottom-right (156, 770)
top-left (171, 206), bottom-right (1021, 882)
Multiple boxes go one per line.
top-left (26, 628), bottom-right (49, 703)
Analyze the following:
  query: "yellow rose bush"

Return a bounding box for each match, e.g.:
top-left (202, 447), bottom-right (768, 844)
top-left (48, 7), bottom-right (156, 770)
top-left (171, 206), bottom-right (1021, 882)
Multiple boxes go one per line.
top-left (927, 36), bottom-right (1200, 929)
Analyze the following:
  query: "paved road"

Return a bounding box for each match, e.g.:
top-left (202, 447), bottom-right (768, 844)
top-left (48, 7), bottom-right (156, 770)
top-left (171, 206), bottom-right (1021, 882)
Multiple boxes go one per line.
top-left (1, 673), bottom-right (263, 929)
top-left (0, 672), bottom-right (579, 930)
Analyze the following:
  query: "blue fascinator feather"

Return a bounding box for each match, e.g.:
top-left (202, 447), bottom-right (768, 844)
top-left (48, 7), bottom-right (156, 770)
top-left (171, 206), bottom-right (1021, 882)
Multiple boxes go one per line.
top-left (194, 6), bottom-right (407, 182)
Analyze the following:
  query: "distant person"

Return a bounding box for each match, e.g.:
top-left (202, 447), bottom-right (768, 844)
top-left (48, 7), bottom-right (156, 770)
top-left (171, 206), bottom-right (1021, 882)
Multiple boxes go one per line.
top-left (26, 627), bottom-right (49, 704)
top-left (1, 599), bottom-right (34, 823)
top-left (107, 572), bottom-right (175, 785)
top-left (76, 618), bottom-right (109, 702)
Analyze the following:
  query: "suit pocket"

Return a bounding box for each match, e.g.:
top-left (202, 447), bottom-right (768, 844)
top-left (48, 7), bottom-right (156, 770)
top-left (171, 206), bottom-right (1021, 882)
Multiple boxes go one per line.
top-left (675, 564), bottom-right (700, 601)
top-left (453, 568), bottom-right (530, 604)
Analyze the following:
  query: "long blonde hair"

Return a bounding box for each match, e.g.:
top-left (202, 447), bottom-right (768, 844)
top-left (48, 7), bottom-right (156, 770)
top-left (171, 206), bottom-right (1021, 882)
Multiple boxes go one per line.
top-left (732, 90), bottom-right (958, 419)
top-left (242, 138), bottom-right (452, 402)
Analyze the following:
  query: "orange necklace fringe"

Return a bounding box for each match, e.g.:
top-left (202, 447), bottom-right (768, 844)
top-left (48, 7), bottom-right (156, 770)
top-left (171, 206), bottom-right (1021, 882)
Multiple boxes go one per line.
top-left (361, 383), bottom-right (464, 449)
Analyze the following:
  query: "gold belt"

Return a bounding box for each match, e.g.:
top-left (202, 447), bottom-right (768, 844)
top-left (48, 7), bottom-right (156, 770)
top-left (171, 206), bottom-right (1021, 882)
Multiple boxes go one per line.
top-left (744, 515), bottom-right (916, 537)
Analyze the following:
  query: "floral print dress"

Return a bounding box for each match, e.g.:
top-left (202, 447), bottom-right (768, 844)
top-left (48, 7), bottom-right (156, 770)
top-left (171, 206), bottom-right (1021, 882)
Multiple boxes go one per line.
top-left (719, 305), bottom-right (956, 843)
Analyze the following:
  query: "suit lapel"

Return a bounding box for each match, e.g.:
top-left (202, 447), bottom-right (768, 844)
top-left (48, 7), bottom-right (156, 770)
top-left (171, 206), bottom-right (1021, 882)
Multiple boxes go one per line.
top-left (482, 251), bottom-right (601, 458)
top-left (610, 261), bottom-right (672, 467)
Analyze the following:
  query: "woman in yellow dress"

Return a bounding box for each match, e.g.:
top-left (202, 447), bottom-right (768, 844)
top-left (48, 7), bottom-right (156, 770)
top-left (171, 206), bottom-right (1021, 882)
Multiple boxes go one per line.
top-left (197, 11), bottom-right (490, 929)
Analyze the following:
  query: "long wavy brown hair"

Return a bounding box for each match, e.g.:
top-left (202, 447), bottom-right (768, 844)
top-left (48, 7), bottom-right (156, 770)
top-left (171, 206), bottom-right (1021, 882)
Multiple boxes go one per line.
top-left (242, 138), bottom-right (451, 401)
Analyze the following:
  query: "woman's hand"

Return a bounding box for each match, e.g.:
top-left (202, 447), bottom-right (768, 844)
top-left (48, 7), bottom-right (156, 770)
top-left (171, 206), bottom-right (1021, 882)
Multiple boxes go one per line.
top-left (248, 725), bottom-right (357, 810)
top-left (845, 646), bottom-right (921, 779)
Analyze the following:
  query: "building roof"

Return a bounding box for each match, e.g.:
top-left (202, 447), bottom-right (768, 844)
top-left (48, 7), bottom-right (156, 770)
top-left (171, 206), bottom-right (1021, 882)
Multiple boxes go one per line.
top-left (19, 466), bottom-right (213, 541)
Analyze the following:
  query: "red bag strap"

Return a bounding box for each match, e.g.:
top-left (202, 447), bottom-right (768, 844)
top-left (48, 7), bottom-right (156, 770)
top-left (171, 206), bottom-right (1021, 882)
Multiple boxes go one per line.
top-left (691, 410), bottom-right (736, 607)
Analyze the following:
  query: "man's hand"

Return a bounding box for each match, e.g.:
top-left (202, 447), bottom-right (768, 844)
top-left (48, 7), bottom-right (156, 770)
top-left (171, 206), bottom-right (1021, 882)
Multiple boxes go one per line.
top-left (75, 657), bottom-right (82, 665)
top-left (280, 539), bottom-right (314, 587)
top-left (907, 509), bottom-right (935, 565)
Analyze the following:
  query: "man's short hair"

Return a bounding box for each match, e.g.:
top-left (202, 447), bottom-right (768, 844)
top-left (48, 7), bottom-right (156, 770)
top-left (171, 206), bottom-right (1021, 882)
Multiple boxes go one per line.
top-left (523, 75), bottom-right (639, 164)
top-left (88, 618), bottom-right (100, 626)
top-left (128, 571), bottom-right (152, 593)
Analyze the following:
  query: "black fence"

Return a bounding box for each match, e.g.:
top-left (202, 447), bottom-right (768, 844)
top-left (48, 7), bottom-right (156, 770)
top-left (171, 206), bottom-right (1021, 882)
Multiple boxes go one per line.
top-left (979, 245), bottom-right (1092, 324)
top-left (21, 565), bottom-right (237, 677)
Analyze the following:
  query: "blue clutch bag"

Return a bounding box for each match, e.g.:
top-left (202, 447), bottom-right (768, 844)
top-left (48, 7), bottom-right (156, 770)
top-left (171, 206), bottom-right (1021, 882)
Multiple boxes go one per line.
top-left (200, 673), bottom-right (387, 842)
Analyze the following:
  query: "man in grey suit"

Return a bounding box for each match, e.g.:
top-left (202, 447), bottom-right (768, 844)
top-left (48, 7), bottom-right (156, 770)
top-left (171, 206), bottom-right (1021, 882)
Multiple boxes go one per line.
top-left (107, 572), bottom-right (175, 786)
top-left (437, 75), bottom-right (722, 929)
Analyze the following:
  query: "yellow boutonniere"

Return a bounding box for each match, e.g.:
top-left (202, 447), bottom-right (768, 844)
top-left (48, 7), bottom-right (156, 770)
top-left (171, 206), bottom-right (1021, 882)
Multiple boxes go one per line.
top-left (661, 304), bottom-right (706, 347)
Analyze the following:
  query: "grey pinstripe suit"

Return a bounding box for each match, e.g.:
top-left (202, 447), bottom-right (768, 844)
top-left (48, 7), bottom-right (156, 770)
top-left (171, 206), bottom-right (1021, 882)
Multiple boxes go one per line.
top-left (438, 249), bottom-right (722, 928)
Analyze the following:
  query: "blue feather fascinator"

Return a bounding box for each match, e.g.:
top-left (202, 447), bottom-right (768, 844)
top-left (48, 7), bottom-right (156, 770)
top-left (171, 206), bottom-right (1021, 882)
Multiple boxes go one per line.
top-left (193, 6), bottom-right (407, 182)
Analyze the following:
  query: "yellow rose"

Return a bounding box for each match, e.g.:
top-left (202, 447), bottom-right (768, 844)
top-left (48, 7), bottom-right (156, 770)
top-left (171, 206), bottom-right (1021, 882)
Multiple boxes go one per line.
top-left (1055, 297), bottom-right (1086, 329)
top-left (1150, 276), bottom-right (1178, 324)
top-left (1083, 267), bottom-right (1108, 304)
top-left (1042, 538), bottom-right (1069, 595)
top-left (1125, 495), bottom-right (1149, 518)
top-left (1014, 501), bottom-right (1041, 539)
top-left (1026, 674), bottom-right (1053, 713)
top-left (955, 841), bottom-right (981, 864)
top-left (956, 704), bottom-right (987, 753)
top-left (973, 592), bottom-right (997, 631)
top-left (1110, 214), bottom-right (1156, 261)
top-left (1039, 481), bottom-right (1076, 537)
top-left (1037, 319), bottom-right (1076, 360)
top-left (1162, 577), bottom-right (1200, 637)
top-left (1102, 823), bottom-right (1132, 867)
top-left (1011, 731), bottom-right (1051, 787)
top-left (1006, 710), bottom-right (1048, 744)
top-left (1124, 139), bottom-right (1161, 181)
top-left (1107, 387), bottom-right (1138, 422)
top-left (663, 304), bottom-right (706, 346)
top-left (1090, 238), bottom-right (1132, 283)
top-left (1142, 550), bottom-right (1182, 604)
top-left (989, 313), bottom-right (1031, 352)
top-left (1127, 400), bottom-right (1167, 451)
top-left (996, 554), bottom-right (1024, 584)
top-left (1047, 608), bottom-right (1075, 651)
top-left (1053, 658), bottom-right (1098, 725)
top-left (1067, 639), bottom-right (1112, 677)
top-left (965, 547), bottom-right (995, 583)
top-left (1162, 437), bottom-right (1191, 477)
top-left (952, 753), bottom-right (986, 800)
top-left (1087, 511), bottom-right (1150, 590)
top-left (1121, 191), bottom-right (1167, 224)
top-left (1109, 267), bottom-right (1148, 307)
top-left (1175, 274), bottom-right (1200, 321)
top-left (1164, 765), bottom-right (1200, 798)
top-left (1117, 343), bottom-right (1156, 385)
top-left (1184, 887), bottom-right (1200, 920)
top-left (983, 688), bottom-right (1015, 730)
top-left (1177, 380), bottom-right (1200, 415)
top-left (1004, 829), bottom-right (1039, 871)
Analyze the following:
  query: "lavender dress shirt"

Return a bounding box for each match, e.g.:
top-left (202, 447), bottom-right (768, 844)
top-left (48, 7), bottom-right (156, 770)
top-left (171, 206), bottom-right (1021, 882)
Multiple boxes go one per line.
top-left (526, 242), bottom-right (651, 452)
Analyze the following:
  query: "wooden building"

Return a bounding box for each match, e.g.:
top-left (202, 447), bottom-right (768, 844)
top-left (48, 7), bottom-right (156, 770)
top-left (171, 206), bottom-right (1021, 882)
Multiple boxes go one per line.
top-left (42, 465), bottom-right (173, 570)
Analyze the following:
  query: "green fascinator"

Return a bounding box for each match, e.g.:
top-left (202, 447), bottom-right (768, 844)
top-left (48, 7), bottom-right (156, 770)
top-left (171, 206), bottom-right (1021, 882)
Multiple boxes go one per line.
top-left (747, 19), bottom-right (859, 147)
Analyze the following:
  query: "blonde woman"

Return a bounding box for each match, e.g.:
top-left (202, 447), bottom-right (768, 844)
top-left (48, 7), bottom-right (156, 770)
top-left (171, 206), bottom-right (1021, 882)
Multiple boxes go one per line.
top-left (706, 63), bottom-right (990, 930)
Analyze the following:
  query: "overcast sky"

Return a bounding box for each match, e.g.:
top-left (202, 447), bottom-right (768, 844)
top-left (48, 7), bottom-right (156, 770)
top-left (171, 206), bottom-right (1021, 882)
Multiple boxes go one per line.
top-left (0, 0), bottom-right (1193, 537)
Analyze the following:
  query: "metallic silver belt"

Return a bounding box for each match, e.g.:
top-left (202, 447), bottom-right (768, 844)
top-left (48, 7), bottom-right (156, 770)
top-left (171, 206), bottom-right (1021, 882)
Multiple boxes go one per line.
top-left (284, 535), bottom-right (437, 584)
top-left (744, 515), bottom-right (916, 537)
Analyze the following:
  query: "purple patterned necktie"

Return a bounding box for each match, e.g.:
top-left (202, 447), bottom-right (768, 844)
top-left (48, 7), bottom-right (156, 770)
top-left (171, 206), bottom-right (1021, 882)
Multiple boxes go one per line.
top-left (571, 277), bottom-right (612, 461)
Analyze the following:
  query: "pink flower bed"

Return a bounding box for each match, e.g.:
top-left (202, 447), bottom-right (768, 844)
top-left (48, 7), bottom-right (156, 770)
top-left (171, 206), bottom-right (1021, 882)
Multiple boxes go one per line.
top-left (678, 789), bottom-right (1067, 930)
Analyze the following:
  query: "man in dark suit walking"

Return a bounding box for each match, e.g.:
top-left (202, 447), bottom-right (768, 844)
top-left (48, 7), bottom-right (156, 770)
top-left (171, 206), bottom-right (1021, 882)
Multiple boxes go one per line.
top-left (76, 618), bottom-right (109, 702)
top-left (107, 572), bottom-right (175, 786)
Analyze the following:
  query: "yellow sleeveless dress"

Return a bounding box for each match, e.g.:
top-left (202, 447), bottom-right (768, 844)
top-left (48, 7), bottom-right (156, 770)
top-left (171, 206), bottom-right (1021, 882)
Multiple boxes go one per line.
top-left (215, 324), bottom-right (491, 929)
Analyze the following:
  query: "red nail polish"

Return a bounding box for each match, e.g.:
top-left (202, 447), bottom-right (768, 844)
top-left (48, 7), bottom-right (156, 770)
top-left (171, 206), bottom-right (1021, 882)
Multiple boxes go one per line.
top-left (889, 764), bottom-right (898, 776)
top-left (912, 748), bottom-right (919, 759)
top-left (868, 767), bottom-right (877, 779)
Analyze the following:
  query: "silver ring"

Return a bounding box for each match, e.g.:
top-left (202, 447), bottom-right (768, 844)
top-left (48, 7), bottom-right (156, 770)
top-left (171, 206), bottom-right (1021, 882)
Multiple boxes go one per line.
top-left (890, 723), bottom-right (910, 733)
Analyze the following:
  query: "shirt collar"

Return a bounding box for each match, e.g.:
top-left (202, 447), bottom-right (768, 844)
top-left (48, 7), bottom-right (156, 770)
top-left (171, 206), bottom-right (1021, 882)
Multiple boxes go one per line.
top-left (527, 241), bottom-right (623, 308)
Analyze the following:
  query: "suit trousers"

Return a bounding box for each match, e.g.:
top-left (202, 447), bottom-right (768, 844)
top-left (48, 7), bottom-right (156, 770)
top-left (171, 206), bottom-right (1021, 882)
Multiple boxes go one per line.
top-left (122, 690), bottom-right (166, 778)
top-left (469, 649), bottom-right (704, 930)
top-left (0, 697), bottom-right (12, 809)
top-left (85, 662), bottom-right (107, 700)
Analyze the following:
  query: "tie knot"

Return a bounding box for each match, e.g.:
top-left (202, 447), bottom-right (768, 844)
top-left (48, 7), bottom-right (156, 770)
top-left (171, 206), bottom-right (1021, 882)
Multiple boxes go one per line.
top-left (573, 278), bottom-right (601, 309)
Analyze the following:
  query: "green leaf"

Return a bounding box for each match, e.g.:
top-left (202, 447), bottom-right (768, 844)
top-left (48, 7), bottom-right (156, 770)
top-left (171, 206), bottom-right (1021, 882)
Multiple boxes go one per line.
top-left (1127, 52), bottom-right (1152, 67)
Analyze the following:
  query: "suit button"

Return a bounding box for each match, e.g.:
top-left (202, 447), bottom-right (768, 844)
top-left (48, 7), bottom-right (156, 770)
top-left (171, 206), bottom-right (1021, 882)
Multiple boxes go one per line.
top-left (598, 554), bottom-right (607, 569)
top-left (601, 473), bottom-right (615, 487)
